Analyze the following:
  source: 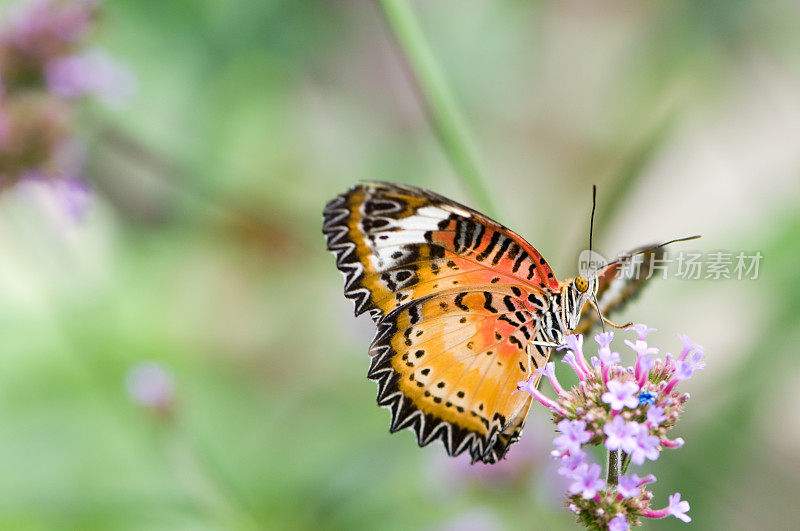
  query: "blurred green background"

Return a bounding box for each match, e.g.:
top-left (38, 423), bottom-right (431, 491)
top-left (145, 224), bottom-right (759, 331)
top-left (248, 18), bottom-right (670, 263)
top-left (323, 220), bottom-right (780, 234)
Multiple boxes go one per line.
top-left (1, 0), bottom-right (800, 529)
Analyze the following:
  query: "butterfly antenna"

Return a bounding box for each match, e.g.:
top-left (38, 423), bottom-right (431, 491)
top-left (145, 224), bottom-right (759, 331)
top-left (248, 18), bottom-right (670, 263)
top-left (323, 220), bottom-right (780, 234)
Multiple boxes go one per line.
top-left (589, 234), bottom-right (700, 331)
top-left (589, 185), bottom-right (597, 255)
top-left (586, 185), bottom-right (606, 330)
top-left (600, 235), bottom-right (702, 269)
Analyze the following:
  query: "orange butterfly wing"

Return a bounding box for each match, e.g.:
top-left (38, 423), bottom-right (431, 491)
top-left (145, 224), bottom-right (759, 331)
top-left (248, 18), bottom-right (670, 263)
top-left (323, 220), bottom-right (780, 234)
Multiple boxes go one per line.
top-left (323, 183), bottom-right (559, 463)
top-left (369, 289), bottom-right (554, 463)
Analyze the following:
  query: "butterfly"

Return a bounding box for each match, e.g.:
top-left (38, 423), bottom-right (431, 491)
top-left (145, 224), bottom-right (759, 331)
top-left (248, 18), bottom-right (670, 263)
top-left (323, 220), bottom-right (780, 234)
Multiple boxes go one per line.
top-left (323, 182), bottom-right (677, 463)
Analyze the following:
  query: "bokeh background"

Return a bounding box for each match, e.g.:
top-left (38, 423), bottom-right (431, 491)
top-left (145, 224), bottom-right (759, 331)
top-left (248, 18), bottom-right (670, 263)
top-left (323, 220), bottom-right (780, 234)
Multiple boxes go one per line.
top-left (1, 0), bottom-right (799, 529)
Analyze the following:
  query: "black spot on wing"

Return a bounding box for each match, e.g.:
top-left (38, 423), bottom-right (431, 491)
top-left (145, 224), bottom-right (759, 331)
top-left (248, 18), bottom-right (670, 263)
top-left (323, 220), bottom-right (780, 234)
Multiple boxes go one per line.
top-left (430, 245), bottom-right (446, 260)
top-left (483, 292), bottom-right (498, 313)
top-left (454, 293), bottom-right (469, 311)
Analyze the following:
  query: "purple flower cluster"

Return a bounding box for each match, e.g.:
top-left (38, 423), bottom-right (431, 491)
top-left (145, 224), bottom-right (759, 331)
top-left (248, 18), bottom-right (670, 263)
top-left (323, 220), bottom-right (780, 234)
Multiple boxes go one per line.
top-left (0, 0), bottom-right (132, 216)
top-left (125, 361), bottom-right (175, 411)
top-left (517, 325), bottom-right (704, 529)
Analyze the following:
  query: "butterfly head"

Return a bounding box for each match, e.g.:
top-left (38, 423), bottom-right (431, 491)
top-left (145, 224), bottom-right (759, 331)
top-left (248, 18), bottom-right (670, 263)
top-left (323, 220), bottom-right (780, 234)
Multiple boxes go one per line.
top-left (574, 274), bottom-right (591, 293)
top-left (558, 274), bottom-right (598, 339)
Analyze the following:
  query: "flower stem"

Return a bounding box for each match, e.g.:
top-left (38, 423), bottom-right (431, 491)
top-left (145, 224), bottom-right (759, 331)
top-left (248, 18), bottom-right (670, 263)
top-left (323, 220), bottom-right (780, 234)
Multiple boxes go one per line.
top-left (607, 449), bottom-right (619, 488)
top-left (377, 0), bottom-right (497, 218)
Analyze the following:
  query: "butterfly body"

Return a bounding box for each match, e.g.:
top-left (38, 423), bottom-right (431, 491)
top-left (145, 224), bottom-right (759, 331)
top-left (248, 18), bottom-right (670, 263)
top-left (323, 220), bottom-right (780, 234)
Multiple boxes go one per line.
top-left (325, 183), bottom-right (618, 463)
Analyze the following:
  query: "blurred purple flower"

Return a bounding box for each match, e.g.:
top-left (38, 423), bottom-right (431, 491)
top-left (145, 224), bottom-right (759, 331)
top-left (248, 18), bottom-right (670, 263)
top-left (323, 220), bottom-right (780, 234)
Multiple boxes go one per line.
top-left (432, 427), bottom-right (544, 488)
top-left (438, 508), bottom-right (502, 531)
top-left (608, 515), bottom-right (630, 531)
top-left (2, 0), bottom-right (96, 58)
top-left (45, 49), bottom-right (135, 105)
top-left (125, 361), bottom-right (175, 409)
top-left (0, 109), bottom-right (8, 146)
top-left (16, 171), bottom-right (91, 221)
top-left (57, 174), bottom-right (89, 218)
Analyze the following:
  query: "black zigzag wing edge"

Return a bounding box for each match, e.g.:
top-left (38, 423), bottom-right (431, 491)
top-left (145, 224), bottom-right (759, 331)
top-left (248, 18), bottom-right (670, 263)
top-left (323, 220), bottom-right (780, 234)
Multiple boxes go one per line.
top-left (365, 300), bottom-right (520, 464)
top-left (322, 188), bottom-right (383, 322)
top-left (323, 182), bottom-right (510, 323)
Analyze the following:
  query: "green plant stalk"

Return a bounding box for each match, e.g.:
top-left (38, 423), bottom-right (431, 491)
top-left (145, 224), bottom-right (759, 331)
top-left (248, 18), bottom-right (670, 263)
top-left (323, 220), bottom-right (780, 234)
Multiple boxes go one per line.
top-left (377, 0), bottom-right (497, 218)
top-left (607, 449), bottom-right (619, 488)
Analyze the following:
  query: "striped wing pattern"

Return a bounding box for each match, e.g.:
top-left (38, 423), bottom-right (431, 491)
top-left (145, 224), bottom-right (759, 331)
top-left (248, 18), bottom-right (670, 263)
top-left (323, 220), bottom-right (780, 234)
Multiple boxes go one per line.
top-left (323, 183), bottom-right (559, 322)
top-left (323, 183), bottom-right (557, 463)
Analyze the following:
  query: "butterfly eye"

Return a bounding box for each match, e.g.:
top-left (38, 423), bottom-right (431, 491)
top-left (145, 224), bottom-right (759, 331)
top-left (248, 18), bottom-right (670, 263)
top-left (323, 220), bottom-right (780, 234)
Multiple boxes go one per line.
top-left (575, 274), bottom-right (589, 293)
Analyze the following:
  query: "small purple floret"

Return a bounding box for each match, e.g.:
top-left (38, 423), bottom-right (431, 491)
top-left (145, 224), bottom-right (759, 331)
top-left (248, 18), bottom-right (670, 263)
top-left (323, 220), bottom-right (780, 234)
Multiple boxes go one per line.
top-left (628, 323), bottom-right (657, 340)
top-left (629, 424), bottom-right (660, 465)
top-left (598, 347), bottom-right (621, 366)
top-left (553, 419), bottom-right (591, 454)
top-left (624, 339), bottom-right (659, 359)
top-left (568, 462), bottom-right (605, 499)
top-left (617, 474), bottom-right (642, 498)
top-left (601, 379), bottom-right (639, 411)
top-left (557, 452), bottom-right (585, 477)
top-left (603, 416), bottom-right (638, 453)
top-left (646, 405), bottom-right (666, 425)
top-left (536, 361), bottom-right (565, 396)
top-left (676, 333), bottom-right (699, 361)
top-left (594, 331), bottom-right (614, 349)
top-left (668, 493), bottom-right (691, 522)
